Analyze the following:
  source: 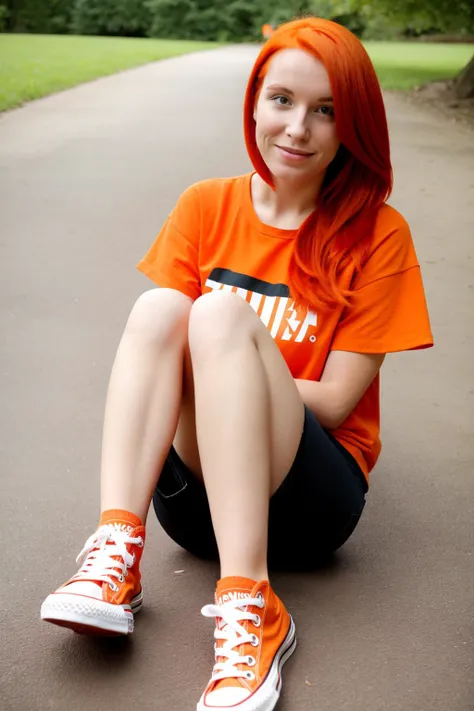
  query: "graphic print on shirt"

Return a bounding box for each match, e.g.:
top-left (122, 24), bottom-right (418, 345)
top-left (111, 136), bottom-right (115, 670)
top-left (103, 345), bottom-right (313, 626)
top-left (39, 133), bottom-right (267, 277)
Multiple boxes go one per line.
top-left (205, 268), bottom-right (318, 344)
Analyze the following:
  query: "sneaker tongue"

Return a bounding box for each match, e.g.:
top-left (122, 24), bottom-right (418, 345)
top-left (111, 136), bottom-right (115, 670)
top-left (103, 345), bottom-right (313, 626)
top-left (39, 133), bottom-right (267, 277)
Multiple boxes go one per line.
top-left (210, 577), bottom-right (258, 694)
top-left (74, 510), bottom-right (142, 590)
top-left (215, 576), bottom-right (256, 606)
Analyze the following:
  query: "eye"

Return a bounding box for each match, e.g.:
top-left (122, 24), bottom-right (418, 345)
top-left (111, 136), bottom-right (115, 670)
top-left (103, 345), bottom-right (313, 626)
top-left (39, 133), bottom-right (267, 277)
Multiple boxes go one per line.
top-left (315, 105), bottom-right (335, 117)
top-left (271, 95), bottom-right (291, 107)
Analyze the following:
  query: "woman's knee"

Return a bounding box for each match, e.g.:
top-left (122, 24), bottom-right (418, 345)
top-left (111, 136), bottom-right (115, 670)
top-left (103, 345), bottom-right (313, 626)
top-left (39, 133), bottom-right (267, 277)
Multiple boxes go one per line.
top-left (125, 288), bottom-right (192, 346)
top-left (188, 291), bottom-right (256, 356)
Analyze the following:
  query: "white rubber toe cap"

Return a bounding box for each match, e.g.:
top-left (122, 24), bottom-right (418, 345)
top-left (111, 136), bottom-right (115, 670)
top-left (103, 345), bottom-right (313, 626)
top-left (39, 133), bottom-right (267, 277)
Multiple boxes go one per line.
top-left (204, 687), bottom-right (250, 707)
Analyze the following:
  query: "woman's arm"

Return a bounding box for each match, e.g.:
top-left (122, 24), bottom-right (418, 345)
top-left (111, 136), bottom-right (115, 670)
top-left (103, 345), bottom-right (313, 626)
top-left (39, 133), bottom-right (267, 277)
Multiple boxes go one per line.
top-left (294, 350), bottom-right (385, 430)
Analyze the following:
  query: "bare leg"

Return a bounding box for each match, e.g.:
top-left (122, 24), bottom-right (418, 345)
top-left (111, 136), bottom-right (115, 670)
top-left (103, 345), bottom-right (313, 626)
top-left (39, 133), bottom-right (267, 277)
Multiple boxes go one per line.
top-left (41, 287), bottom-right (198, 635)
top-left (188, 292), bottom-right (305, 581)
top-left (100, 288), bottom-right (192, 523)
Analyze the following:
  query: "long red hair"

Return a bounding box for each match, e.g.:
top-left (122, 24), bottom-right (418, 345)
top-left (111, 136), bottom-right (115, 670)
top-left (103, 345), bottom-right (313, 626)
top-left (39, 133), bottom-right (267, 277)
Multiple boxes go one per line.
top-left (243, 18), bottom-right (393, 308)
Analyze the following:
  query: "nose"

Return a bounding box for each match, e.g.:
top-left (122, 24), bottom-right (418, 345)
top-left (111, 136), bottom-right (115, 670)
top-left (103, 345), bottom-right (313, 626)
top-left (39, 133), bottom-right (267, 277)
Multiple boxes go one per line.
top-left (285, 109), bottom-right (310, 141)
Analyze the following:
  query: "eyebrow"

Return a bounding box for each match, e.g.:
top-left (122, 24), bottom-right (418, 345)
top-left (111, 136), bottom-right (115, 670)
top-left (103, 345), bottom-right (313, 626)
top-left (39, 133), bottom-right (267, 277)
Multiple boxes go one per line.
top-left (265, 84), bottom-right (333, 102)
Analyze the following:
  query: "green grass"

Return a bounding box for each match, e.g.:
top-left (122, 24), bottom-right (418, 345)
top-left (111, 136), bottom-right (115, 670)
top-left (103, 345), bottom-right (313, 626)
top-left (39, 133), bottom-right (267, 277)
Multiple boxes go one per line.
top-left (363, 41), bottom-right (473, 90)
top-left (0, 34), bottom-right (219, 111)
top-left (0, 34), bottom-right (472, 111)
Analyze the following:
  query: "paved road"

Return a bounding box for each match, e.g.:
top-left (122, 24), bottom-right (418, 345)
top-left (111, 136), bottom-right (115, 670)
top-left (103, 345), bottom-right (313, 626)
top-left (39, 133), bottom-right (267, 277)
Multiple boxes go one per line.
top-left (1, 46), bottom-right (473, 711)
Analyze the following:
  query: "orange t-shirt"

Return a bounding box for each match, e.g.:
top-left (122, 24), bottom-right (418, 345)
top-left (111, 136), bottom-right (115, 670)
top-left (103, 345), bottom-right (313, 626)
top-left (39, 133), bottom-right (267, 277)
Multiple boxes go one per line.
top-left (137, 173), bottom-right (433, 481)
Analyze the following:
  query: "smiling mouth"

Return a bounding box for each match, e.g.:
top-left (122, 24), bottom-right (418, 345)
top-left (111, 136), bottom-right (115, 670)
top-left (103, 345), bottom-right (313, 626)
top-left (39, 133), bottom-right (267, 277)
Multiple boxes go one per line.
top-left (276, 145), bottom-right (314, 156)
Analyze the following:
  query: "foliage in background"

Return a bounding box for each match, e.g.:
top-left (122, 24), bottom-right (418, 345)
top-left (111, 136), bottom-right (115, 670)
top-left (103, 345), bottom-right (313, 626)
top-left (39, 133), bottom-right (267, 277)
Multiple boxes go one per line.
top-left (351, 0), bottom-right (474, 37)
top-left (0, 3), bottom-right (8, 32)
top-left (145, 0), bottom-right (260, 42)
top-left (71, 0), bottom-right (151, 37)
top-left (2, 0), bottom-right (73, 33)
top-left (1, 0), bottom-right (474, 40)
top-left (348, 0), bottom-right (474, 96)
top-left (1, 0), bottom-right (473, 96)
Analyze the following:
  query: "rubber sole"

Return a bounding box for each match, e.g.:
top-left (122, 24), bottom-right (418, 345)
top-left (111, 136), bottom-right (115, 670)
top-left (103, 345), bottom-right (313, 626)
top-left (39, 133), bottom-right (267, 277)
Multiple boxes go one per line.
top-left (40, 589), bottom-right (143, 636)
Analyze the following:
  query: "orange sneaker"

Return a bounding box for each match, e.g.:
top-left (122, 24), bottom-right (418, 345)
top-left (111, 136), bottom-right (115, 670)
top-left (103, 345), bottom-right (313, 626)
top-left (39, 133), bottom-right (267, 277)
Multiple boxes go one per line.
top-left (40, 510), bottom-right (145, 636)
top-left (197, 577), bottom-right (296, 711)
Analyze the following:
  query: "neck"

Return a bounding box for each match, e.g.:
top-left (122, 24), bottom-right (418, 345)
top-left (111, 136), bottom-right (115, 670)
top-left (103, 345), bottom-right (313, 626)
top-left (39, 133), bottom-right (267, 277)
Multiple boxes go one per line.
top-left (251, 172), bottom-right (324, 229)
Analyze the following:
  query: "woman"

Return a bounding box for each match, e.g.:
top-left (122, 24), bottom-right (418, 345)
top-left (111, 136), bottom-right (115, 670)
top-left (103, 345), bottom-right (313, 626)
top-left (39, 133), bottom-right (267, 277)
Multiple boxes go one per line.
top-left (41, 17), bottom-right (433, 711)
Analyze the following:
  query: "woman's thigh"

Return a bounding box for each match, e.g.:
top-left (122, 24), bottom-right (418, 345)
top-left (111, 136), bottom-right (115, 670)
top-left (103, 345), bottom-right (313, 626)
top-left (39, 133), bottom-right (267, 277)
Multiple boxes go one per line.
top-left (153, 407), bottom-right (368, 568)
top-left (188, 291), bottom-right (305, 493)
top-left (172, 291), bottom-right (305, 492)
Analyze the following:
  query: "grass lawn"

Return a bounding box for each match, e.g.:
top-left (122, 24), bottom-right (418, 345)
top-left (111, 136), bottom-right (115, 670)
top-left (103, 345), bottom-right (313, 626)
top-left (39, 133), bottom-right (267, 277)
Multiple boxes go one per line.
top-left (0, 34), bottom-right (472, 111)
top-left (364, 41), bottom-right (473, 90)
top-left (0, 34), bottom-right (219, 111)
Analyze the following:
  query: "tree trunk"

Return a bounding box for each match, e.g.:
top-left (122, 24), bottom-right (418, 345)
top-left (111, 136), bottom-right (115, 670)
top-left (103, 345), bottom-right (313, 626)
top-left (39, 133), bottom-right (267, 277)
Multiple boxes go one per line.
top-left (455, 54), bottom-right (474, 99)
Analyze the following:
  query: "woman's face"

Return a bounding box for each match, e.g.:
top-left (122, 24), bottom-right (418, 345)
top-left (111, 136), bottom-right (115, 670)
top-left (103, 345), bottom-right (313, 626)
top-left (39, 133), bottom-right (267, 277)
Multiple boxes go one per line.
top-left (254, 49), bottom-right (340, 185)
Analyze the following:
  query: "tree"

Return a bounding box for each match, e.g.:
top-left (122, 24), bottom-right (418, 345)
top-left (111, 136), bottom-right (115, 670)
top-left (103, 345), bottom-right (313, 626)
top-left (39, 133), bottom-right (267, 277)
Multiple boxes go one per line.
top-left (225, 0), bottom-right (261, 41)
top-left (3, 0), bottom-right (74, 33)
top-left (455, 54), bottom-right (474, 98)
top-left (0, 3), bottom-right (8, 31)
top-left (350, 0), bottom-right (474, 97)
top-left (147, 0), bottom-right (263, 41)
top-left (146, 0), bottom-right (197, 40)
top-left (72, 0), bottom-right (151, 37)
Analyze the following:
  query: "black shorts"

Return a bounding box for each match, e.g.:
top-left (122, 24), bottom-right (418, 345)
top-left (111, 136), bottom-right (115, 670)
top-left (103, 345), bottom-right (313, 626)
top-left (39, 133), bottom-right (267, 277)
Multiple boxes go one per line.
top-left (153, 406), bottom-right (368, 570)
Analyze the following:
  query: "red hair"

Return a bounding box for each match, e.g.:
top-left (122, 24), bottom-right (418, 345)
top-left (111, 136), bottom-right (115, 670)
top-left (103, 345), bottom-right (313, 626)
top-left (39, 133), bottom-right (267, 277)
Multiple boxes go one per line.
top-left (243, 17), bottom-right (393, 308)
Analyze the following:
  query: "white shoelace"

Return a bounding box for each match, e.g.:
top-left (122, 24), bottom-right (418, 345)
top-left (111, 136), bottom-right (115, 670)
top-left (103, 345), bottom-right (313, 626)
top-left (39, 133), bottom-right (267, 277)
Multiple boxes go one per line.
top-left (70, 524), bottom-right (143, 591)
top-left (201, 595), bottom-right (265, 682)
